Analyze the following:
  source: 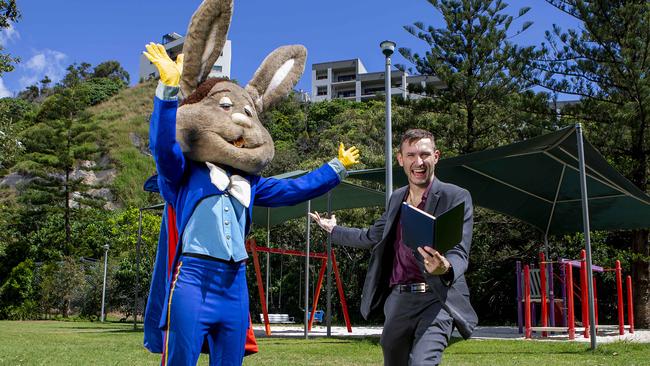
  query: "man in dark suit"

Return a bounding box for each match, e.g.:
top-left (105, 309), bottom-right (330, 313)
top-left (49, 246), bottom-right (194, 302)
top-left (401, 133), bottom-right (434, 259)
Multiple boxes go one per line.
top-left (310, 129), bottom-right (477, 365)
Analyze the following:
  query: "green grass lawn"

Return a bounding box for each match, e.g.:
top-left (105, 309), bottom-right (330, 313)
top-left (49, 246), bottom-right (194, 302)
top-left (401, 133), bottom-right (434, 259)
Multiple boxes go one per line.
top-left (0, 321), bottom-right (648, 365)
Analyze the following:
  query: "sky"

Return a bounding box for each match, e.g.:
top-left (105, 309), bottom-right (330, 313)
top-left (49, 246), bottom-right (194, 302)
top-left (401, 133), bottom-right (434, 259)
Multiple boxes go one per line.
top-left (0, 0), bottom-right (580, 98)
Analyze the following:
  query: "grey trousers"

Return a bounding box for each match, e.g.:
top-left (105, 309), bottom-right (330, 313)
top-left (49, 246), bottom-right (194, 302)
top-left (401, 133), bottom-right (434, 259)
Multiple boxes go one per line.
top-left (380, 287), bottom-right (454, 366)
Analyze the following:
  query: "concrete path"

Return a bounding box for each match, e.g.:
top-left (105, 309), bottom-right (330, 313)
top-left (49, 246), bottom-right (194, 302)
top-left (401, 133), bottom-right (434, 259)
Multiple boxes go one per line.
top-left (253, 324), bottom-right (650, 343)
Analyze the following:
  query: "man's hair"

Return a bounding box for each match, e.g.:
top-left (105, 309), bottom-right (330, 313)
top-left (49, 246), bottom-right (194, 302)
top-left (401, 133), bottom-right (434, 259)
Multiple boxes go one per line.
top-left (399, 129), bottom-right (435, 151)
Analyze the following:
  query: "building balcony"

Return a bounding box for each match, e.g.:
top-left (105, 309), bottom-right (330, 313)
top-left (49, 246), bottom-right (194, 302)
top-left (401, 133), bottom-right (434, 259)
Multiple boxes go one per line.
top-left (335, 91), bottom-right (357, 98)
top-left (331, 79), bottom-right (356, 86)
top-left (361, 87), bottom-right (404, 98)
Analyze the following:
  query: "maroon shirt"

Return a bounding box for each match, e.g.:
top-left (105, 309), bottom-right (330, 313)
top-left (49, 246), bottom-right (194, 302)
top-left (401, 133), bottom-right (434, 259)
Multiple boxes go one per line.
top-left (389, 187), bottom-right (430, 286)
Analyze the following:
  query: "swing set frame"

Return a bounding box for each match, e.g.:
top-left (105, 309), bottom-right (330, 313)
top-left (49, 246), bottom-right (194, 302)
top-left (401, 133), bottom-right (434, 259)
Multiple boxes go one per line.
top-left (246, 238), bottom-right (353, 336)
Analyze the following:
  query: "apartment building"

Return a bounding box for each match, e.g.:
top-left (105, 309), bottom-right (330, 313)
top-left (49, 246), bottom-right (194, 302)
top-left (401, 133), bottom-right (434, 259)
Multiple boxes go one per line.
top-left (311, 58), bottom-right (444, 102)
top-left (138, 32), bottom-right (232, 82)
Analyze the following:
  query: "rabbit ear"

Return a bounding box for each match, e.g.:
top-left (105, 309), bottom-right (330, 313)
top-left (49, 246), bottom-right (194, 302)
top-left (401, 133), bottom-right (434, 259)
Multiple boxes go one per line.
top-left (180, 0), bottom-right (233, 98)
top-left (245, 45), bottom-right (307, 113)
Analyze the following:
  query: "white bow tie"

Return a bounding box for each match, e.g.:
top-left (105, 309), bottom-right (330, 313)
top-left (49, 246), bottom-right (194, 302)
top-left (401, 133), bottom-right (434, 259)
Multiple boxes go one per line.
top-left (205, 162), bottom-right (251, 208)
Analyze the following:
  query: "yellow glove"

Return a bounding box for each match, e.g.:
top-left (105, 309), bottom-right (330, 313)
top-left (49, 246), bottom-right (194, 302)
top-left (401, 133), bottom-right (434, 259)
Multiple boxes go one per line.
top-left (143, 42), bottom-right (183, 87)
top-left (338, 142), bottom-right (360, 169)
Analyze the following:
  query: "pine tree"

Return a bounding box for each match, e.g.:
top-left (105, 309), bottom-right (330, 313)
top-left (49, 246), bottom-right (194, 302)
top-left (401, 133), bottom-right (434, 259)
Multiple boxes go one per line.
top-left (15, 75), bottom-right (108, 253)
top-left (399, 0), bottom-right (547, 153)
top-left (527, 0), bottom-right (650, 327)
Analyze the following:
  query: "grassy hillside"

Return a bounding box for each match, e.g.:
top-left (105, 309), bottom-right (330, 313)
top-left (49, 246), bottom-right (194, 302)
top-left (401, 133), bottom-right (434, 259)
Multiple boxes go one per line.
top-left (84, 80), bottom-right (396, 208)
top-left (88, 80), bottom-right (158, 208)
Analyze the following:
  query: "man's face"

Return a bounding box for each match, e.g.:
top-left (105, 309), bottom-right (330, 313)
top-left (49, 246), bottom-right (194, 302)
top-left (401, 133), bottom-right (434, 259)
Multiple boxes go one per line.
top-left (397, 138), bottom-right (440, 188)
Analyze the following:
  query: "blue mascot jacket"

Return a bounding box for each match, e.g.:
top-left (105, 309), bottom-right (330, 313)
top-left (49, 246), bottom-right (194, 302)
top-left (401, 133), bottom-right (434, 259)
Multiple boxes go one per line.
top-left (143, 96), bottom-right (342, 354)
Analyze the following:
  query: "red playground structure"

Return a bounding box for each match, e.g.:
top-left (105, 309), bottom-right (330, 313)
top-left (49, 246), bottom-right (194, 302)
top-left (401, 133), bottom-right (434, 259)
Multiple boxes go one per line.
top-left (516, 250), bottom-right (634, 339)
top-left (246, 238), bottom-right (353, 336)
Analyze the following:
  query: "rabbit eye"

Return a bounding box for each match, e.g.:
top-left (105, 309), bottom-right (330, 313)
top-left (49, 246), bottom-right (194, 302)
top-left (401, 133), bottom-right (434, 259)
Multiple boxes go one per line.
top-left (244, 105), bottom-right (253, 117)
top-left (219, 96), bottom-right (233, 110)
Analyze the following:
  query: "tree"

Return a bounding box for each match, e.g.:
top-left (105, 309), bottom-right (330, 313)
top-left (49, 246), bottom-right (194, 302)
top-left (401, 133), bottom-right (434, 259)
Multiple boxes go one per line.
top-left (0, 0), bottom-right (19, 76)
top-left (37, 257), bottom-right (85, 318)
top-left (78, 77), bottom-right (126, 105)
top-left (17, 85), bottom-right (39, 102)
top-left (15, 80), bottom-right (108, 250)
top-left (399, 0), bottom-right (548, 153)
top-left (107, 208), bottom-right (161, 321)
top-left (0, 259), bottom-right (38, 319)
top-left (0, 98), bottom-right (33, 171)
top-left (92, 60), bottom-right (130, 85)
top-left (527, 0), bottom-right (650, 326)
top-left (0, 1), bottom-right (18, 31)
top-left (59, 62), bottom-right (92, 89)
top-left (39, 75), bottom-right (52, 97)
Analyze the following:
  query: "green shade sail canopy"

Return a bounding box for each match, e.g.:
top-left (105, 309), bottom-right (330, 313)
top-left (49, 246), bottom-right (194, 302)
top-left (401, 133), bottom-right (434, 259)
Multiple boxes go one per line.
top-left (147, 127), bottom-right (649, 234)
top-left (251, 174), bottom-right (385, 229)
top-left (348, 126), bottom-right (650, 235)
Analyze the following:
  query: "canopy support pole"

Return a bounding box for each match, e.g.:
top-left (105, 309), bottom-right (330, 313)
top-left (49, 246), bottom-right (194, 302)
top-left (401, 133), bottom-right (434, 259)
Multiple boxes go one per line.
top-left (576, 123), bottom-right (597, 349)
top-left (266, 208), bottom-right (270, 311)
top-left (304, 200), bottom-right (311, 339)
top-left (326, 192), bottom-right (333, 337)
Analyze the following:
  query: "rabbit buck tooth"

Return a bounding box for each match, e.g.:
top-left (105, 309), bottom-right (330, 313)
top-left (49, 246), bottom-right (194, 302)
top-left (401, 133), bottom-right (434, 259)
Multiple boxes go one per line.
top-left (233, 137), bottom-right (245, 148)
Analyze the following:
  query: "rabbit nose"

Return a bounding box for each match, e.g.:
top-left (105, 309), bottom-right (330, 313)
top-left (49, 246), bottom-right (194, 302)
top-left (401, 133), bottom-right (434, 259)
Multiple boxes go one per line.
top-left (231, 112), bottom-right (252, 128)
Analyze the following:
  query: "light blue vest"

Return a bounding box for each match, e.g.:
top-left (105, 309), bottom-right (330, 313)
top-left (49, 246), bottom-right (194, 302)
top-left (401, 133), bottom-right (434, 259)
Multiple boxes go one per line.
top-left (181, 192), bottom-right (248, 262)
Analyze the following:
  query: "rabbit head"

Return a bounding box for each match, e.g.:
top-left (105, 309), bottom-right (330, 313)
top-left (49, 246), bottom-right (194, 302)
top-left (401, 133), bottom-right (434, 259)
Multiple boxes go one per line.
top-left (175, 0), bottom-right (306, 175)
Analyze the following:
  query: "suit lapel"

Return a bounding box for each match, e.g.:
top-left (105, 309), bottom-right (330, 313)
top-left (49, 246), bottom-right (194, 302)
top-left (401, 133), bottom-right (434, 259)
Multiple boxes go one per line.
top-left (384, 187), bottom-right (407, 237)
top-left (424, 178), bottom-right (442, 216)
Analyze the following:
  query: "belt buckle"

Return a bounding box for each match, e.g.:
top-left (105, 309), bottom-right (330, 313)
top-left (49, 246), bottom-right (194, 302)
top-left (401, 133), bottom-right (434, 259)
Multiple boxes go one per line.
top-left (412, 283), bottom-right (425, 293)
top-left (397, 283), bottom-right (427, 293)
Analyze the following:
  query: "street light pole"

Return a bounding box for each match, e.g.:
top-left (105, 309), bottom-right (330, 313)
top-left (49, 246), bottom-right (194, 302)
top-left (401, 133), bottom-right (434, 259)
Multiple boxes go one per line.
top-left (100, 243), bottom-right (109, 322)
top-left (380, 40), bottom-right (396, 208)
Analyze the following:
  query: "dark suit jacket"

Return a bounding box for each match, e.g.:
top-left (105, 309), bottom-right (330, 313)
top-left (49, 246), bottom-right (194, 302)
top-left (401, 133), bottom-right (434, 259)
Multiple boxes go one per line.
top-left (331, 178), bottom-right (478, 339)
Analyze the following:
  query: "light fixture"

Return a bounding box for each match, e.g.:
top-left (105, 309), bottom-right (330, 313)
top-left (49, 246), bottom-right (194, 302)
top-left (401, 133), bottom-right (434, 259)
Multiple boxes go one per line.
top-left (380, 40), bottom-right (396, 57)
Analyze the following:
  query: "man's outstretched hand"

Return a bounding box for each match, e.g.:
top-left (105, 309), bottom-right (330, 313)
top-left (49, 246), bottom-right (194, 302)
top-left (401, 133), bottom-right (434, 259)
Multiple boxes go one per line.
top-left (143, 42), bottom-right (184, 87)
top-left (338, 142), bottom-right (360, 169)
top-left (308, 211), bottom-right (337, 233)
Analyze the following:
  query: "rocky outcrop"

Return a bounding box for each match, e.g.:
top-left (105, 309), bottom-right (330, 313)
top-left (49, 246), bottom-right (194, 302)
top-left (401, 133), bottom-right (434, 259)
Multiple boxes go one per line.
top-left (0, 157), bottom-right (121, 210)
top-left (0, 171), bottom-right (33, 189)
top-left (130, 132), bottom-right (151, 156)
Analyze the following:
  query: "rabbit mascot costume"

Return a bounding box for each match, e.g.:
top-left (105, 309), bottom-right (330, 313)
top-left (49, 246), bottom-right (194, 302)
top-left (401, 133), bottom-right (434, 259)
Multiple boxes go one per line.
top-left (141, 0), bottom-right (360, 364)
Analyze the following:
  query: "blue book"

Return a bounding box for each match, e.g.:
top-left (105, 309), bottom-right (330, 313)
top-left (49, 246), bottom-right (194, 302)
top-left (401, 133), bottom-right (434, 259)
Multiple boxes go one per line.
top-left (400, 201), bottom-right (465, 256)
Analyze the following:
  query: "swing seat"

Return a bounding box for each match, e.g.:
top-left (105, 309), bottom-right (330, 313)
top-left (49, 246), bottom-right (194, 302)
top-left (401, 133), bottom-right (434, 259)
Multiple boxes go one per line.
top-left (308, 310), bottom-right (324, 323)
top-left (259, 313), bottom-right (295, 323)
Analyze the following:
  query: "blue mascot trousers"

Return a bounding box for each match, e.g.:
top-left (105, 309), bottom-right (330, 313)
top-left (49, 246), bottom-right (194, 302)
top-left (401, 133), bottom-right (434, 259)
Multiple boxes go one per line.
top-left (163, 255), bottom-right (248, 366)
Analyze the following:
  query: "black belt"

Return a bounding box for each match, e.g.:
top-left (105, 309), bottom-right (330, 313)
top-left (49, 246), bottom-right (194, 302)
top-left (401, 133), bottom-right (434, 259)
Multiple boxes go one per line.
top-left (182, 252), bottom-right (246, 264)
top-left (395, 282), bottom-right (430, 293)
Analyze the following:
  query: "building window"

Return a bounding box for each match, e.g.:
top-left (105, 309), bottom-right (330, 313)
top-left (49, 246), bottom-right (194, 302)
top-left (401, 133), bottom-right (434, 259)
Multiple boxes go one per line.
top-left (337, 75), bottom-right (355, 82)
top-left (337, 90), bottom-right (355, 98)
top-left (212, 65), bottom-right (223, 72)
top-left (316, 71), bottom-right (328, 80)
top-left (364, 87), bottom-right (384, 95)
top-left (317, 86), bottom-right (327, 96)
